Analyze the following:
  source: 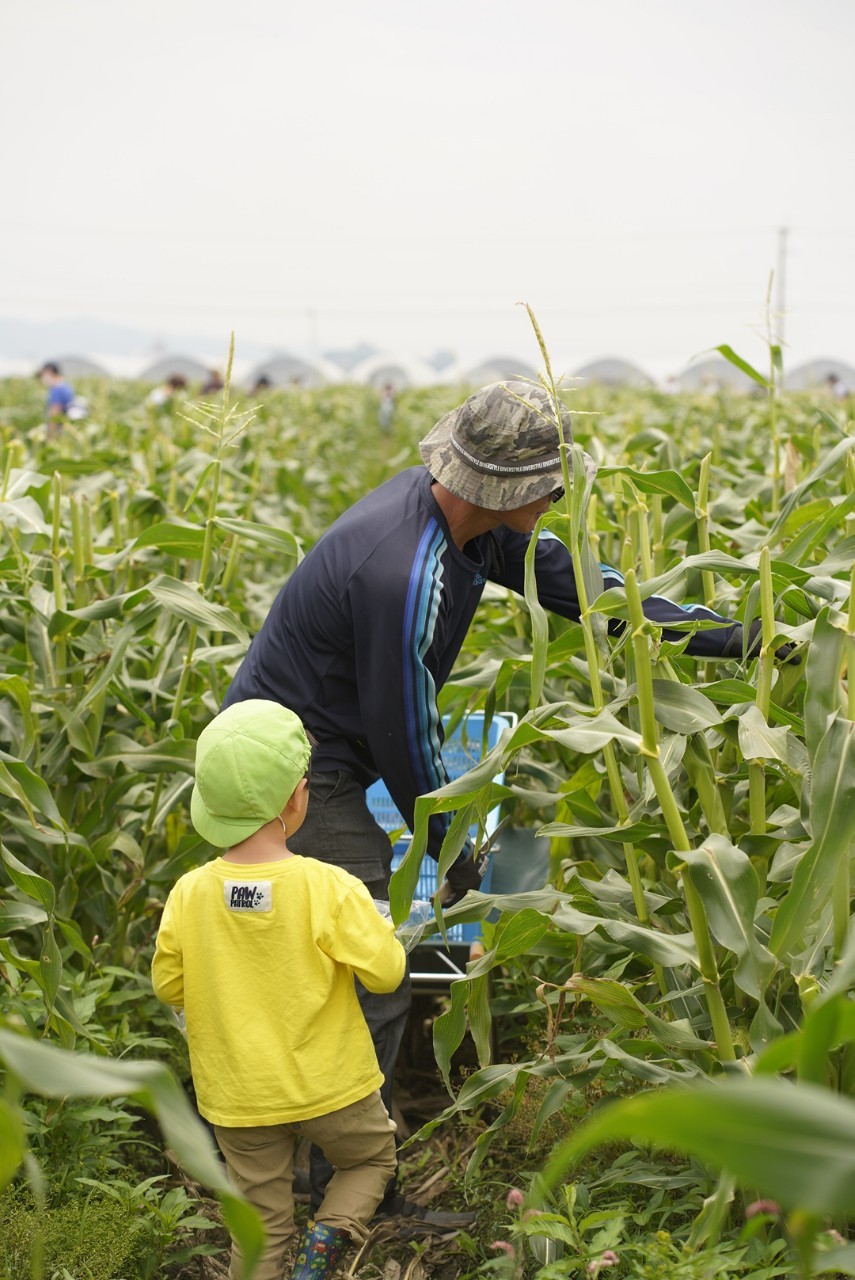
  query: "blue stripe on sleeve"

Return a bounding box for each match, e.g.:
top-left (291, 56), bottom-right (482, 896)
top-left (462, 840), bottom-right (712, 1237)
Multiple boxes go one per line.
top-left (402, 523), bottom-right (447, 793)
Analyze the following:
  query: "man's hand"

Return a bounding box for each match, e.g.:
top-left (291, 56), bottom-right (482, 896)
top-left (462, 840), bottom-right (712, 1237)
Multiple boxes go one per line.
top-left (437, 848), bottom-right (490, 908)
top-left (724, 619), bottom-right (800, 664)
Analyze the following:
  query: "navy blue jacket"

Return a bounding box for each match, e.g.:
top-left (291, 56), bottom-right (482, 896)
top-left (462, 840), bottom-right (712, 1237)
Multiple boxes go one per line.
top-left (224, 468), bottom-right (739, 859)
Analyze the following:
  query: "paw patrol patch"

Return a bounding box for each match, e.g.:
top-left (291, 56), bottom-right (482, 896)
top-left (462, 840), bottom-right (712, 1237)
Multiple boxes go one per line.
top-left (224, 880), bottom-right (272, 912)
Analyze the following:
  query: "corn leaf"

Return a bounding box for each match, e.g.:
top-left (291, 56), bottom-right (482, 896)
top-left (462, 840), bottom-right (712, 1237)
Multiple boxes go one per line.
top-left (1, 844), bottom-right (56, 912)
top-left (542, 1078), bottom-right (855, 1216)
top-left (679, 837), bottom-right (777, 1000)
top-left (133, 521), bottom-right (207, 558)
top-left (524, 523), bottom-right (549, 708)
top-left (598, 466), bottom-right (695, 509)
top-left (804, 607), bottom-right (848, 761)
top-left (433, 979), bottom-right (469, 1092)
top-left (465, 908), bottom-right (550, 979)
top-left (736, 705), bottom-right (810, 776)
top-left (649, 680), bottom-right (721, 733)
top-left (0, 497), bottom-right (50, 536)
top-left (145, 575), bottom-right (249, 642)
top-left (713, 345), bottom-right (769, 389)
top-left (73, 733), bottom-right (196, 778)
top-left (213, 516), bottom-right (302, 558)
top-left (0, 1098), bottom-right (26, 1190)
top-left (770, 715), bottom-right (855, 959)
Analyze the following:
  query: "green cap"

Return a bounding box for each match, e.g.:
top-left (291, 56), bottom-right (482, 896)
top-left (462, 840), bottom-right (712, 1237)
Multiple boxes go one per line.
top-left (190, 700), bottom-right (312, 848)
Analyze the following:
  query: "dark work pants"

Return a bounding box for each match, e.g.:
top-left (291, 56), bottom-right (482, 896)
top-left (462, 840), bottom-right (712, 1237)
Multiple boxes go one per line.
top-left (289, 770), bottom-right (412, 1212)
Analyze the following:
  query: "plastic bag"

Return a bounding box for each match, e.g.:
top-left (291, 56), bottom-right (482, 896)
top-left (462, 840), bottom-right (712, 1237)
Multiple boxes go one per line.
top-left (373, 898), bottom-right (433, 954)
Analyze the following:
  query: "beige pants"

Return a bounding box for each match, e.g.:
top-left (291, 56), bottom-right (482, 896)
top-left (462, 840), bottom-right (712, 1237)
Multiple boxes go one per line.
top-left (214, 1090), bottom-right (397, 1280)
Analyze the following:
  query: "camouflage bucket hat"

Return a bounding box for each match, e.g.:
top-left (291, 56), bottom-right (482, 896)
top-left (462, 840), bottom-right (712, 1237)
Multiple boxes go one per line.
top-left (419, 381), bottom-right (573, 511)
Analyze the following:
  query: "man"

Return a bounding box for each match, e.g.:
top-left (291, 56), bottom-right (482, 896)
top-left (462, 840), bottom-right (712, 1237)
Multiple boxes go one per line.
top-left (222, 380), bottom-right (757, 1225)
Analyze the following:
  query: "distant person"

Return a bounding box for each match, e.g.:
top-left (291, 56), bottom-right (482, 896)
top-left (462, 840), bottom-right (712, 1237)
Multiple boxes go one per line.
top-left (251, 374), bottom-right (273, 393)
top-left (152, 700), bottom-right (405, 1280)
top-left (826, 372), bottom-right (848, 402)
top-left (146, 373), bottom-right (188, 407)
top-left (37, 362), bottom-right (86, 433)
top-left (201, 369), bottom-right (225, 394)
top-left (378, 383), bottom-right (396, 433)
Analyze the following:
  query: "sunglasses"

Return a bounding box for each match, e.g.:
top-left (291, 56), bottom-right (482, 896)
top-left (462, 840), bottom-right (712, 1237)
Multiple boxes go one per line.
top-left (550, 486), bottom-right (565, 504)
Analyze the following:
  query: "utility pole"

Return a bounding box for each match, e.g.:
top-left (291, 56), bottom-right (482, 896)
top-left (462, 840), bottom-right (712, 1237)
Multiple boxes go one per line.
top-left (775, 226), bottom-right (789, 347)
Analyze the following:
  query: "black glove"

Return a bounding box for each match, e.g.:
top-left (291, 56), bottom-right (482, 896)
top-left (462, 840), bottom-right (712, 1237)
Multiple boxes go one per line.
top-left (722, 619), bottom-right (800, 664)
top-left (437, 848), bottom-right (490, 908)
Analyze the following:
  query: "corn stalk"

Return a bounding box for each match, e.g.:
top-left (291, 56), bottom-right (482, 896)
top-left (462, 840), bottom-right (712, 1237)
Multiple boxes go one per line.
top-left (624, 568), bottom-right (736, 1061)
top-left (520, 305), bottom-right (656, 942)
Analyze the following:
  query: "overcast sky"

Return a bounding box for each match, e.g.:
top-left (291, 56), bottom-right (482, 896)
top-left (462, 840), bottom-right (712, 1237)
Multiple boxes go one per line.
top-left (3, 0), bottom-right (854, 376)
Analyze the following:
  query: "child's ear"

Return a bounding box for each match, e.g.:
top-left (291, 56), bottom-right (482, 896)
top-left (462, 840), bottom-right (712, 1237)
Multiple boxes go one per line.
top-left (285, 778), bottom-right (308, 811)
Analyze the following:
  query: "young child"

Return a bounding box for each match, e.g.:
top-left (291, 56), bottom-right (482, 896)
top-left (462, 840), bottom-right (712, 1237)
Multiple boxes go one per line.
top-left (152, 699), bottom-right (406, 1280)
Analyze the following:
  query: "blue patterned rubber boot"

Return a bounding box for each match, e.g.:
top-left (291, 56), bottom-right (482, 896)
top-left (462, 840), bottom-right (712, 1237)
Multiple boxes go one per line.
top-left (290, 1221), bottom-right (349, 1279)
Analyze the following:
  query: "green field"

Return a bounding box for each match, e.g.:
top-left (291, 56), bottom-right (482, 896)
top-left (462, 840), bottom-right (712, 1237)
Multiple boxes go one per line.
top-left (1, 358), bottom-right (854, 1279)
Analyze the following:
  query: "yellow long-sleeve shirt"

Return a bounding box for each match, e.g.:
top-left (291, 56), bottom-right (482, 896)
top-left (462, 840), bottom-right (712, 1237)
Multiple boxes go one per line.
top-left (151, 854), bottom-right (406, 1127)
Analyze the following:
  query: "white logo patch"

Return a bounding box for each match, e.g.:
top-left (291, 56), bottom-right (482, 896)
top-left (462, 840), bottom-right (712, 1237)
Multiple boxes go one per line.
top-left (224, 880), bottom-right (272, 912)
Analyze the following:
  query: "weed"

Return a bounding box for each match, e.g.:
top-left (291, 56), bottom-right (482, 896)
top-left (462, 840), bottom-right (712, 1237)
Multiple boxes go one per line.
top-left (0, 1184), bottom-right (143, 1280)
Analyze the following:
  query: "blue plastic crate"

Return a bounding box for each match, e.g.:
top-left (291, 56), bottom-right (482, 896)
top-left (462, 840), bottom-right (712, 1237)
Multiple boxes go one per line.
top-left (366, 712), bottom-right (513, 945)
